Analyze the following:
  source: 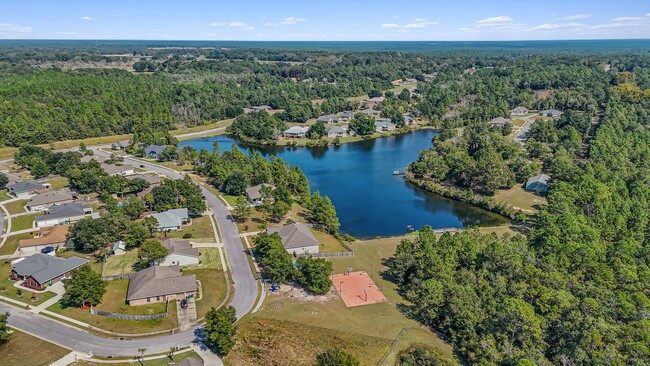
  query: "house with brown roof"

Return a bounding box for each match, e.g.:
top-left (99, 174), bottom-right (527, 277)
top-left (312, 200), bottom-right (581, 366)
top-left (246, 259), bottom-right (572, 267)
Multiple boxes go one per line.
top-left (362, 96), bottom-right (385, 109)
top-left (111, 139), bottom-right (131, 150)
top-left (126, 265), bottom-right (196, 306)
top-left (267, 223), bottom-right (320, 256)
top-left (18, 225), bottom-right (70, 253)
top-left (159, 238), bottom-right (199, 267)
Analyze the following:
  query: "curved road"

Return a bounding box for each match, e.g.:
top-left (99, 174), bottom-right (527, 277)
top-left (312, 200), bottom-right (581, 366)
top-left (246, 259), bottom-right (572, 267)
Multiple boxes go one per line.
top-left (0, 149), bottom-right (258, 357)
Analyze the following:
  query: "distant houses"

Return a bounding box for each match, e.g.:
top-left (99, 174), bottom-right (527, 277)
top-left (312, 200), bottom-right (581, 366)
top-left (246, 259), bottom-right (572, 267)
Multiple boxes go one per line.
top-left (362, 96), bottom-right (385, 109)
top-left (11, 254), bottom-right (88, 291)
top-left (317, 115), bottom-right (340, 124)
top-left (111, 139), bottom-right (130, 150)
top-left (126, 265), bottom-right (196, 306)
top-left (35, 203), bottom-right (95, 228)
top-left (488, 117), bottom-right (512, 127)
top-left (267, 223), bottom-right (320, 256)
top-left (525, 174), bottom-right (551, 193)
top-left (26, 189), bottom-right (74, 211)
top-left (7, 181), bottom-right (51, 198)
top-left (340, 111), bottom-right (355, 121)
top-left (538, 109), bottom-right (563, 119)
top-left (360, 108), bottom-right (381, 116)
top-left (159, 238), bottom-right (200, 267)
top-left (283, 126), bottom-right (309, 138)
top-left (144, 145), bottom-right (167, 159)
top-left (510, 106), bottom-right (529, 115)
top-left (145, 208), bottom-right (190, 232)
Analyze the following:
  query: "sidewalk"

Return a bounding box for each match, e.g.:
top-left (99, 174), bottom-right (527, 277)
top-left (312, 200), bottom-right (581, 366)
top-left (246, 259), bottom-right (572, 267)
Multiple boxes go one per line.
top-left (31, 282), bottom-right (64, 314)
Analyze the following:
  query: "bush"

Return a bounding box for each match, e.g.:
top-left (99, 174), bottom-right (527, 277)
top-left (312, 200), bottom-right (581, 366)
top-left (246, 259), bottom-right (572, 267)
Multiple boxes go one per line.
top-left (182, 233), bottom-right (193, 239)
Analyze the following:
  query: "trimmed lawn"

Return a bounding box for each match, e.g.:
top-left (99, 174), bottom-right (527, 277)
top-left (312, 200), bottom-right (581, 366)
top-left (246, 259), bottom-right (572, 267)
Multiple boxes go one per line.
top-left (494, 185), bottom-right (547, 213)
top-left (0, 190), bottom-right (11, 202)
top-left (193, 248), bottom-right (222, 270)
top-left (0, 329), bottom-right (71, 366)
top-left (310, 228), bottom-right (349, 253)
top-left (221, 194), bottom-right (239, 206)
top-left (160, 216), bottom-right (215, 243)
top-left (182, 267), bottom-right (228, 318)
top-left (95, 279), bottom-right (166, 315)
top-left (0, 232), bottom-right (35, 256)
top-left (0, 261), bottom-right (58, 306)
top-left (4, 199), bottom-right (28, 215)
top-left (45, 176), bottom-right (69, 190)
top-left (102, 250), bottom-right (139, 277)
top-left (11, 213), bottom-right (41, 231)
top-left (71, 351), bottom-right (201, 366)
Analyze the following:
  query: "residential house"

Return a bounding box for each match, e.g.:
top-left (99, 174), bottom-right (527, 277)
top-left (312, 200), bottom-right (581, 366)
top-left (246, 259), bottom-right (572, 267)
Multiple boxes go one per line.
top-left (26, 189), bottom-right (74, 212)
top-left (18, 225), bottom-right (70, 253)
top-left (510, 106), bottom-right (529, 115)
top-left (35, 203), bottom-right (95, 228)
top-left (325, 125), bottom-right (347, 139)
top-left (423, 73), bottom-right (438, 80)
top-left (112, 241), bottom-right (126, 256)
top-left (340, 111), bottom-right (355, 121)
top-left (488, 117), bottom-right (512, 127)
top-left (145, 208), bottom-right (189, 231)
top-left (245, 184), bottom-right (274, 205)
top-left (402, 114), bottom-right (415, 126)
top-left (360, 108), bottom-right (381, 116)
top-left (126, 265), bottom-right (196, 306)
top-left (127, 174), bottom-right (161, 186)
top-left (317, 115), bottom-right (339, 124)
top-left (283, 126), bottom-right (309, 138)
top-left (267, 223), bottom-right (320, 256)
top-left (362, 96), bottom-right (385, 109)
top-left (7, 181), bottom-right (51, 198)
top-left (144, 145), bottom-right (167, 159)
top-left (101, 163), bottom-right (135, 177)
top-left (11, 254), bottom-right (88, 291)
top-left (111, 139), bottom-right (130, 150)
top-left (538, 109), bottom-right (563, 118)
top-left (525, 174), bottom-right (551, 193)
top-left (375, 120), bottom-right (397, 133)
top-left (252, 105), bottom-right (273, 112)
top-left (160, 238), bottom-right (199, 267)
top-left (80, 155), bottom-right (107, 164)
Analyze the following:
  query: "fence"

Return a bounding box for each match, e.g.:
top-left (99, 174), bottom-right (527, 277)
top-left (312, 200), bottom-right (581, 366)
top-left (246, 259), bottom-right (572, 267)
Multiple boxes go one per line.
top-left (297, 251), bottom-right (354, 258)
top-left (101, 273), bottom-right (131, 281)
top-left (90, 301), bottom-right (168, 321)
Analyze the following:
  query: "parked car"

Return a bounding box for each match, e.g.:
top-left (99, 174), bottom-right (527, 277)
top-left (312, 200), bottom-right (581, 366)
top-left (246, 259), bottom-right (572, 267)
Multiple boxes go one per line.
top-left (139, 164), bottom-right (146, 168)
top-left (180, 298), bottom-right (188, 309)
top-left (41, 246), bottom-right (55, 254)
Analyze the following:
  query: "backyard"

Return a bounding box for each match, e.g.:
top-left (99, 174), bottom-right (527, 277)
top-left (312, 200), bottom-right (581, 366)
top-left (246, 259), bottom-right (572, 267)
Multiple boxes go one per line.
top-left (45, 176), bottom-right (70, 190)
top-left (494, 185), bottom-right (547, 213)
top-left (102, 250), bottom-right (139, 277)
top-left (0, 329), bottom-right (71, 366)
top-left (158, 216), bottom-right (215, 243)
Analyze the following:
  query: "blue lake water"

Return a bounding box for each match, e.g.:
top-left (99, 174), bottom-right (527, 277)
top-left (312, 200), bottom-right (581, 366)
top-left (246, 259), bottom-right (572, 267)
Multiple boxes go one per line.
top-left (180, 130), bottom-right (507, 238)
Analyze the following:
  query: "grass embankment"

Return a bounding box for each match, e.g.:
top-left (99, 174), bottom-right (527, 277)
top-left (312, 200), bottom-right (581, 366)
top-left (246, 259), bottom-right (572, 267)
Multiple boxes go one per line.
top-left (0, 329), bottom-right (71, 366)
top-left (0, 261), bottom-right (58, 306)
top-left (227, 236), bottom-right (461, 366)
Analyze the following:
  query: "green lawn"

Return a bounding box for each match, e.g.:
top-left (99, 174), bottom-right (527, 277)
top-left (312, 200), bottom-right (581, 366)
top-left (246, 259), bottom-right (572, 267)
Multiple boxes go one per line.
top-left (221, 194), bottom-right (239, 206)
top-left (4, 200), bottom-right (28, 215)
top-left (0, 232), bottom-right (36, 256)
top-left (0, 261), bottom-right (58, 306)
top-left (160, 216), bottom-right (215, 243)
top-left (193, 248), bottom-right (222, 270)
top-left (182, 267), bottom-right (228, 318)
top-left (102, 250), bottom-right (139, 277)
top-left (310, 228), bottom-right (349, 253)
top-left (10, 213), bottom-right (41, 231)
top-left (57, 250), bottom-right (102, 273)
top-left (0, 329), bottom-right (71, 366)
top-left (494, 185), bottom-right (547, 213)
top-left (45, 176), bottom-right (69, 190)
top-left (71, 351), bottom-right (201, 366)
top-left (0, 190), bottom-right (11, 202)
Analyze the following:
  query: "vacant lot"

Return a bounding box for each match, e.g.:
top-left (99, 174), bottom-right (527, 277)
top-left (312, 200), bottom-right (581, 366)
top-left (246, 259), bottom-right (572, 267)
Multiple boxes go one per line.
top-left (310, 228), bottom-right (349, 253)
top-left (102, 250), bottom-right (138, 277)
top-left (494, 185), bottom-right (547, 213)
top-left (0, 330), bottom-right (70, 366)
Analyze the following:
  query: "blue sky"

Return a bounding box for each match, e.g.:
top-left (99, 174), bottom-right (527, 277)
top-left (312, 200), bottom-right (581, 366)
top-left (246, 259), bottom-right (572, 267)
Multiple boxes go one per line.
top-left (2, 0), bottom-right (650, 41)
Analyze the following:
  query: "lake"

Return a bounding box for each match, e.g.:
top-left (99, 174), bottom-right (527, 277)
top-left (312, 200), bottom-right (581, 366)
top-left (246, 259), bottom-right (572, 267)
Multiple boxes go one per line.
top-left (180, 130), bottom-right (507, 238)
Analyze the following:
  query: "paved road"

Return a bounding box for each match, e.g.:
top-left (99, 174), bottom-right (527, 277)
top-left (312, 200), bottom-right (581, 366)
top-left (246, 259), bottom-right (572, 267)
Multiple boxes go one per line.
top-left (514, 117), bottom-right (535, 145)
top-left (0, 148), bottom-right (258, 357)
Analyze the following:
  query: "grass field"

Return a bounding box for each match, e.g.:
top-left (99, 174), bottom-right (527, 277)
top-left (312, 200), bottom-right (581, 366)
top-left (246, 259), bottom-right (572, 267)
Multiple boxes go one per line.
top-left (102, 250), bottom-right (138, 277)
top-left (0, 329), bottom-right (71, 366)
top-left (381, 327), bottom-right (462, 366)
top-left (0, 190), bottom-right (11, 201)
top-left (0, 232), bottom-right (35, 256)
top-left (310, 228), bottom-right (349, 253)
top-left (11, 213), bottom-right (41, 231)
top-left (182, 267), bottom-right (228, 318)
top-left (159, 216), bottom-right (215, 243)
top-left (0, 261), bottom-right (58, 306)
top-left (494, 185), bottom-right (547, 213)
top-left (4, 199), bottom-right (28, 215)
top-left (45, 176), bottom-right (69, 190)
top-left (71, 351), bottom-right (202, 366)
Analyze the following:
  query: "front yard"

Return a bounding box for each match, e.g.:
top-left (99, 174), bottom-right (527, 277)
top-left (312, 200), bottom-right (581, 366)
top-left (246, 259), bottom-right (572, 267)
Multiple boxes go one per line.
top-left (0, 232), bottom-right (35, 256)
top-left (4, 199), bottom-right (28, 215)
top-left (182, 267), bottom-right (228, 318)
top-left (11, 213), bottom-right (41, 232)
top-left (0, 329), bottom-right (71, 366)
top-left (158, 216), bottom-right (215, 243)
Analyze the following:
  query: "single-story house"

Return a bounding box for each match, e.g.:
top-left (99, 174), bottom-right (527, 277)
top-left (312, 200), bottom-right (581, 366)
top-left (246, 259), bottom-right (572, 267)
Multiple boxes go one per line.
top-left (283, 126), bottom-right (309, 138)
top-left (340, 111), bottom-right (355, 121)
top-left (111, 139), bottom-right (130, 150)
top-left (18, 225), bottom-right (70, 253)
top-left (402, 114), bottom-right (415, 125)
top-left (112, 240), bottom-right (126, 256)
top-left (538, 109), bottom-right (563, 118)
top-left (375, 120), bottom-right (397, 133)
top-left (145, 208), bottom-right (190, 231)
top-left (101, 163), bottom-right (135, 177)
top-left (525, 174), bottom-right (551, 193)
top-left (26, 189), bottom-right (74, 211)
top-left (245, 183), bottom-right (274, 205)
top-left (35, 203), bottom-right (95, 228)
top-left (11, 253), bottom-right (88, 291)
top-left (360, 108), bottom-right (381, 116)
top-left (511, 106), bottom-right (529, 115)
top-left (80, 155), bottom-right (107, 164)
top-left (176, 357), bottom-right (204, 366)
top-left (325, 125), bottom-right (347, 139)
top-left (7, 181), bottom-right (51, 198)
top-left (317, 115), bottom-right (339, 124)
top-left (160, 238), bottom-right (199, 267)
top-left (127, 174), bottom-right (161, 186)
top-left (126, 265), bottom-right (196, 306)
top-left (252, 105), bottom-right (273, 112)
top-left (144, 145), bottom-right (167, 159)
top-left (488, 117), bottom-right (512, 127)
top-left (267, 223), bottom-right (320, 256)
top-left (362, 96), bottom-right (385, 109)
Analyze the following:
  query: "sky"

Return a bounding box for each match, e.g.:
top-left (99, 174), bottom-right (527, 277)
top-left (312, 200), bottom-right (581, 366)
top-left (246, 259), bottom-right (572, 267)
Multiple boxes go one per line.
top-left (2, 0), bottom-right (650, 41)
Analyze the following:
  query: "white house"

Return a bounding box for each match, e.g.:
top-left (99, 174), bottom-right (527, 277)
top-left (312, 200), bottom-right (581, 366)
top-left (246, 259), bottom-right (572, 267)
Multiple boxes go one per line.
top-left (159, 238), bottom-right (200, 267)
top-left (35, 203), bottom-right (95, 228)
top-left (283, 126), bottom-right (309, 138)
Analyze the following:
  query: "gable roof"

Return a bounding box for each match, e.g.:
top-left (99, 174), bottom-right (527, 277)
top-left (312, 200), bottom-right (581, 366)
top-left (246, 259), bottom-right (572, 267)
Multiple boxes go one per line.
top-left (19, 225), bottom-right (70, 248)
top-left (511, 106), bottom-right (528, 113)
top-left (126, 265), bottom-right (196, 301)
top-left (113, 240), bottom-right (126, 252)
top-left (8, 181), bottom-right (46, 194)
top-left (526, 173), bottom-right (551, 187)
top-left (80, 155), bottom-right (107, 163)
top-left (360, 108), bottom-right (380, 115)
top-left (375, 120), bottom-right (396, 128)
top-left (161, 238), bottom-right (199, 258)
top-left (539, 109), bottom-right (563, 116)
top-left (12, 253), bottom-right (88, 284)
top-left (127, 174), bottom-right (161, 185)
top-left (267, 223), bottom-right (319, 250)
top-left (101, 163), bottom-right (135, 175)
top-left (35, 203), bottom-right (87, 222)
top-left (325, 125), bottom-right (346, 134)
top-left (145, 145), bottom-right (167, 156)
top-left (112, 139), bottom-right (130, 148)
top-left (245, 184), bottom-right (273, 201)
top-left (147, 208), bottom-right (189, 229)
top-left (489, 117), bottom-right (512, 125)
top-left (284, 126), bottom-right (309, 134)
top-left (340, 111), bottom-right (355, 119)
top-left (27, 189), bottom-right (74, 208)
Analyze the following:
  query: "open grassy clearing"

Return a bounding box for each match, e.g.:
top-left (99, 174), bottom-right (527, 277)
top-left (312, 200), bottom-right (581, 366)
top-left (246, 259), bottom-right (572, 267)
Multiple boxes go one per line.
top-left (494, 185), bottom-right (547, 213)
top-left (155, 160), bottom-right (194, 172)
top-left (44, 176), bottom-right (69, 190)
top-left (381, 327), bottom-right (464, 366)
top-left (71, 351), bottom-right (201, 366)
top-left (182, 267), bottom-right (228, 318)
top-left (4, 199), bottom-right (28, 214)
top-left (11, 213), bottom-right (41, 231)
top-left (158, 216), bottom-right (215, 242)
top-left (0, 232), bottom-right (35, 256)
top-left (0, 329), bottom-right (71, 366)
top-left (102, 250), bottom-right (139, 277)
top-left (0, 261), bottom-right (58, 305)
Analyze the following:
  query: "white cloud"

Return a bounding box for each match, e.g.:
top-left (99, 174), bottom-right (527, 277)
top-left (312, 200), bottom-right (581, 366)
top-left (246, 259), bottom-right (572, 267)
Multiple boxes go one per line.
top-left (265, 22), bottom-right (280, 27)
top-left (80, 16), bottom-right (94, 21)
top-left (281, 17), bottom-right (305, 25)
top-left (381, 23), bottom-right (400, 28)
top-left (611, 17), bottom-right (644, 21)
top-left (558, 14), bottom-right (591, 21)
top-left (0, 23), bottom-right (33, 33)
top-left (535, 22), bottom-right (583, 30)
top-left (242, 26), bottom-right (255, 30)
top-left (212, 21), bottom-right (250, 28)
top-left (211, 22), bottom-right (225, 26)
top-left (228, 22), bottom-right (247, 27)
top-left (476, 16), bottom-right (513, 24)
top-left (591, 22), bottom-right (644, 29)
top-left (413, 18), bottom-right (427, 22)
top-left (403, 23), bottom-right (426, 29)
top-left (381, 19), bottom-right (438, 30)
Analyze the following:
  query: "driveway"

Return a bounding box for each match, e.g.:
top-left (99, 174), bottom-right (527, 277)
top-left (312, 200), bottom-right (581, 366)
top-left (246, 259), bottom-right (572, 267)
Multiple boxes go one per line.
top-left (177, 298), bottom-right (198, 331)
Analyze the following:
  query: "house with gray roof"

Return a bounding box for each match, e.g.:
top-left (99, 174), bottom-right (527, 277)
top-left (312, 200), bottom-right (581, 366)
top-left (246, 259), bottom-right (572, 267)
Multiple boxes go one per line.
top-left (283, 126), bottom-right (309, 138)
top-left (488, 117), bottom-right (512, 127)
top-left (5, 172), bottom-right (22, 184)
top-left (317, 115), bottom-right (339, 124)
top-left (26, 189), bottom-right (74, 211)
top-left (35, 203), bottom-right (95, 228)
top-left (245, 184), bottom-right (274, 205)
top-left (11, 253), bottom-right (88, 290)
top-left (538, 109), bottom-right (563, 118)
top-left (340, 111), bottom-right (355, 120)
top-left (511, 106), bottom-right (529, 115)
top-left (160, 238), bottom-right (199, 267)
top-left (112, 241), bottom-right (126, 256)
top-left (375, 120), bottom-right (397, 133)
top-left (80, 155), bottom-right (107, 164)
top-left (525, 174), bottom-right (551, 193)
top-left (127, 174), bottom-right (161, 186)
top-left (145, 145), bottom-right (167, 159)
top-left (325, 125), bottom-right (347, 138)
top-left (360, 108), bottom-right (381, 116)
top-left (402, 114), bottom-right (415, 125)
top-left (101, 163), bottom-right (135, 177)
top-left (267, 223), bottom-right (319, 256)
top-left (126, 265), bottom-right (196, 306)
top-left (145, 208), bottom-right (189, 231)
top-left (7, 181), bottom-right (51, 198)
top-left (111, 139), bottom-right (131, 150)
